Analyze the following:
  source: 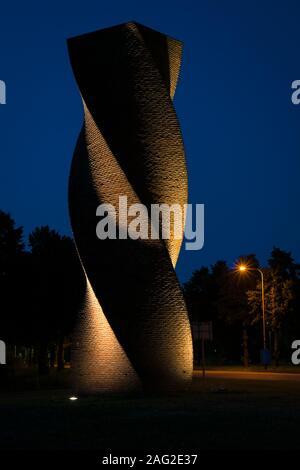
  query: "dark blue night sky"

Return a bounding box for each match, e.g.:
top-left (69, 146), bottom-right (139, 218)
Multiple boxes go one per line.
top-left (1, 0), bottom-right (300, 281)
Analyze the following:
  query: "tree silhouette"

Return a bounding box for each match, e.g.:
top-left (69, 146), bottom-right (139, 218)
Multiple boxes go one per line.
top-left (2, 209), bottom-right (300, 372)
top-left (29, 226), bottom-right (84, 374)
top-left (0, 210), bottom-right (26, 347)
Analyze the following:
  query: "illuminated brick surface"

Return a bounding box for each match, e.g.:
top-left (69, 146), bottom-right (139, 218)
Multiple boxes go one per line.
top-left (68, 22), bottom-right (193, 395)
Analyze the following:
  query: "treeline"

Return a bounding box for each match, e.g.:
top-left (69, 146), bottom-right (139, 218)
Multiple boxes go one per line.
top-left (183, 252), bottom-right (300, 366)
top-left (1, 209), bottom-right (300, 373)
top-left (0, 210), bottom-right (85, 374)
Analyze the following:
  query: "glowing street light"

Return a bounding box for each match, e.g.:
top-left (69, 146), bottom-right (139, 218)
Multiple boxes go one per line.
top-left (237, 264), bottom-right (266, 351)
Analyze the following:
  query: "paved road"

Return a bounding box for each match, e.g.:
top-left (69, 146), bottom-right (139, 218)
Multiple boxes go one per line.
top-left (194, 369), bottom-right (300, 381)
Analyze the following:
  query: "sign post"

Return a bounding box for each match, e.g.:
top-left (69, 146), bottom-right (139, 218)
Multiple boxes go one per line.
top-left (200, 322), bottom-right (212, 379)
top-left (191, 321), bottom-right (213, 379)
top-left (0, 340), bottom-right (6, 365)
top-left (201, 335), bottom-right (206, 378)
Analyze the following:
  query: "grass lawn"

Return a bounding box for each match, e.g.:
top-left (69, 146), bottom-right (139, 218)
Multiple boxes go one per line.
top-left (1, 369), bottom-right (300, 451)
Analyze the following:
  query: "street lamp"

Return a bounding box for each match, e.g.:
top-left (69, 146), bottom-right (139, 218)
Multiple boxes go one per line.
top-left (238, 265), bottom-right (266, 350)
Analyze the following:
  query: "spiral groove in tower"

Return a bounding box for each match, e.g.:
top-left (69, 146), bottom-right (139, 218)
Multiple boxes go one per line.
top-left (68, 22), bottom-right (193, 395)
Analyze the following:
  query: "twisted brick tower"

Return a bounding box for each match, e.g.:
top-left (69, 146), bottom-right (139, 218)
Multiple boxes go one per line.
top-left (67, 22), bottom-right (193, 395)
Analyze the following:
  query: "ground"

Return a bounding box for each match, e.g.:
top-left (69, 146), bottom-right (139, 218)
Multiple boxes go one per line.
top-left (0, 369), bottom-right (300, 451)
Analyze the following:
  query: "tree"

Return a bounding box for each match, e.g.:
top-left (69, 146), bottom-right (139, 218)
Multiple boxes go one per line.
top-left (246, 248), bottom-right (298, 365)
top-left (183, 258), bottom-right (257, 366)
top-left (0, 211), bottom-right (26, 346)
top-left (215, 254), bottom-right (259, 367)
top-left (28, 226), bottom-right (84, 374)
top-left (268, 248), bottom-right (299, 363)
top-left (183, 267), bottom-right (213, 322)
top-left (268, 247), bottom-right (300, 280)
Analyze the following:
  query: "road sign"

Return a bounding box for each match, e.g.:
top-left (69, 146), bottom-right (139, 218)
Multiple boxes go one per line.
top-left (191, 321), bottom-right (213, 379)
top-left (191, 321), bottom-right (213, 341)
top-left (199, 322), bottom-right (213, 341)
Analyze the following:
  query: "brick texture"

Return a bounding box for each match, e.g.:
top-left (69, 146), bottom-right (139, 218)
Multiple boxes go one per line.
top-left (68, 22), bottom-right (193, 395)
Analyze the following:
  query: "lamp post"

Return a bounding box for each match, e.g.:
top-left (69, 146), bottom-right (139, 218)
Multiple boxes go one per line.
top-left (238, 265), bottom-right (266, 350)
